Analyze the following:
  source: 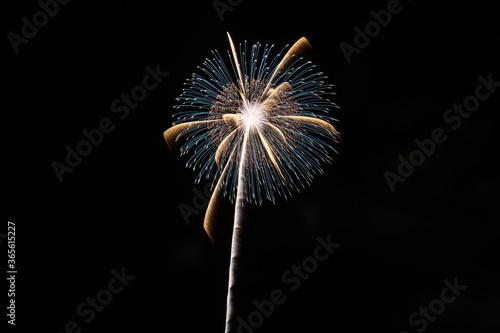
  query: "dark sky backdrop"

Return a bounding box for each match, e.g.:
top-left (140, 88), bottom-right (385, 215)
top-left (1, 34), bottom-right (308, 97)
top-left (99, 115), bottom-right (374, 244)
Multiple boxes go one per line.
top-left (2, 0), bottom-right (499, 332)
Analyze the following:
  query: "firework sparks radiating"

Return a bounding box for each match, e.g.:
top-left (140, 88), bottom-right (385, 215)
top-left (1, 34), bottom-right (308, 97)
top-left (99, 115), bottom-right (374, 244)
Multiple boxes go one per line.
top-left (164, 32), bottom-right (340, 333)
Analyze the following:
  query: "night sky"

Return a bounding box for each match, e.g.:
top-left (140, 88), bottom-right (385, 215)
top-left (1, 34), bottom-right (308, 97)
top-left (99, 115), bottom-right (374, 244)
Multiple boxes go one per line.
top-left (2, 0), bottom-right (499, 332)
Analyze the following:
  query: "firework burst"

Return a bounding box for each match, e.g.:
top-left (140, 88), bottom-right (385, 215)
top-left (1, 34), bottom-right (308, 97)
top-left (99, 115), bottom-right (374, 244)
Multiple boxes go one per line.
top-left (164, 32), bottom-right (340, 332)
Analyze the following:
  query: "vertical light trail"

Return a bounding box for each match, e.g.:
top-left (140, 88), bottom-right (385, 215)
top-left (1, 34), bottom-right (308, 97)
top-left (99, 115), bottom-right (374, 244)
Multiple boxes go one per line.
top-left (225, 126), bottom-right (249, 333)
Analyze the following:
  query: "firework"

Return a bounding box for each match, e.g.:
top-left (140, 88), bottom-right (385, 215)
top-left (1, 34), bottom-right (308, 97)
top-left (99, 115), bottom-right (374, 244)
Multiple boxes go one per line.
top-left (164, 32), bottom-right (340, 332)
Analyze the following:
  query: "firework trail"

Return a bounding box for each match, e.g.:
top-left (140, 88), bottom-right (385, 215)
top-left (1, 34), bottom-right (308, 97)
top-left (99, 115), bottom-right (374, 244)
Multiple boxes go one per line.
top-left (164, 32), bottom-right (340, 332)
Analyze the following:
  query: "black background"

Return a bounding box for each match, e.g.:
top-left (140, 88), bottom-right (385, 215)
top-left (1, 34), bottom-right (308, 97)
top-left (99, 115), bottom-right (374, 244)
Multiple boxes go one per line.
top-left (2, 0), bottom-right (499, 332)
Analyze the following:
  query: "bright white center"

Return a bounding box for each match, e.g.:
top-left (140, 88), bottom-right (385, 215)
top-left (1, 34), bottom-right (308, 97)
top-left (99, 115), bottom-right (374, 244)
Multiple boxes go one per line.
top-left (240, 102), bottom-right (265, 130)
